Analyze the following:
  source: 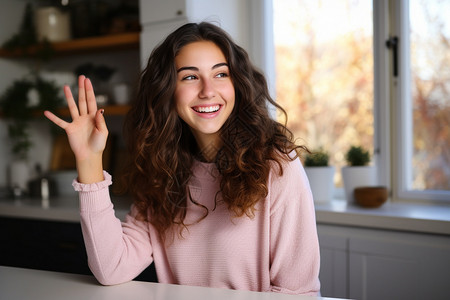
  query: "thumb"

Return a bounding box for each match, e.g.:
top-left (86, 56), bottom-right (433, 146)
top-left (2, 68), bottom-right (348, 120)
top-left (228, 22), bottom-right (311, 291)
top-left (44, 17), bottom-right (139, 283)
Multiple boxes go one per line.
top-left (95, 109), bottom-right (108, 134)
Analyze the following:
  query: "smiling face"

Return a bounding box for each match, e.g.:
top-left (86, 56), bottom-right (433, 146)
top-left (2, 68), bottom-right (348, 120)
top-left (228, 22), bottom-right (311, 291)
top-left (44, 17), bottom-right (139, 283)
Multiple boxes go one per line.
top-left (174, 41), bottom-right (235, 157)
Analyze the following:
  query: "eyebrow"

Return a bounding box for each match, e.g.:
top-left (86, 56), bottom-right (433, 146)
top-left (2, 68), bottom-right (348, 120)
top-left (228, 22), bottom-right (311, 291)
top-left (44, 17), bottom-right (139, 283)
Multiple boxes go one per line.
top-left (177, 62), bottom-right (228, 73)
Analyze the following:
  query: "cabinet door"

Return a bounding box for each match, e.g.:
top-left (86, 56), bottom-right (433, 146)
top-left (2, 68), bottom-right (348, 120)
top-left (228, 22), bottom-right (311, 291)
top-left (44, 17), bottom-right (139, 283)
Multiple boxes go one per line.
top-left (0, 217), bottom-right (157, 283)
top-left (0, 217), bottom-right (90, 275)
top-left (140, 0), bottom-right (186, 25)
top-left (318, 233), bottom-right (348, 298)
top-left (348, 231), bottom-right (450, 300)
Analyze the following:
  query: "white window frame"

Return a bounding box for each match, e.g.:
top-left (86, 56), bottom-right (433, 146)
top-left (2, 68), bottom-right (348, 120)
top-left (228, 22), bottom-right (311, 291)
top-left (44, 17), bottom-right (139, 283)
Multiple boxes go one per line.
top-left (391, 0), bottom-right (450, 203)
top-left (263, 0), bottom-right (450, 204)
top-left (374, 0), bottom-right (391, 193)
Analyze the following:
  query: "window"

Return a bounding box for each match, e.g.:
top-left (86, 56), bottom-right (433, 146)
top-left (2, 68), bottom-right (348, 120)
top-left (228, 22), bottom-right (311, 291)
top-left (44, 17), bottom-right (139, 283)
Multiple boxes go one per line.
top-left (273, 0), bottom-right (374, 188)
top-left (393, 0), bottom-right (450, 201)
top-left (272, 0), bottom-right (450, 202)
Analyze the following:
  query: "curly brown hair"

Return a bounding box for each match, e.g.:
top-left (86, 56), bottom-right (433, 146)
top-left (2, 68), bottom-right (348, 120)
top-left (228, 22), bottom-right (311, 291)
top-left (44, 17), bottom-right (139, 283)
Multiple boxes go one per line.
top-left (123, 22), bottom-right (306, 238)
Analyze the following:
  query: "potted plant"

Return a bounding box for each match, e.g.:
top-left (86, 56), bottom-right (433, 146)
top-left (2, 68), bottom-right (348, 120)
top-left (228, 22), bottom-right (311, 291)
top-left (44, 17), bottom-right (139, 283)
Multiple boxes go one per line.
top-left (0, 76), bottom-right (62, 196)
top-left (341, 145), bottom-right (377, 203)
top-left (304, 149), bottom-right (335, 204)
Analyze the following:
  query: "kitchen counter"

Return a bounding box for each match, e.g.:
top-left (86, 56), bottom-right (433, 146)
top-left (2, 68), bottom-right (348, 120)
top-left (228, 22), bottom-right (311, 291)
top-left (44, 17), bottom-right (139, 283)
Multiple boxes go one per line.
top-left (315, 200), bottom-right (450, 235)
top-left (0, 195), bottom-right (131, 222)
top-left (1, 194), bottom-right (449, 235)
top-left (0, 266), bottom-right (343, 300)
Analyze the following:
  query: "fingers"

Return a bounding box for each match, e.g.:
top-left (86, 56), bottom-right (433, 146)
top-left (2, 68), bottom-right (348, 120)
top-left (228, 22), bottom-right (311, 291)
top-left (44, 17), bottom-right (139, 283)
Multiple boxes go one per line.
top-left (78, 75), bottom-right (88, 115)
top-left (44, 110), bottom-right (68, 129)
top-left (85, 78), bottom-right (98, 115)
top-left (46, 75), bottom-right (99, 128)
top-left (64, 85), bottom-right (79, 120)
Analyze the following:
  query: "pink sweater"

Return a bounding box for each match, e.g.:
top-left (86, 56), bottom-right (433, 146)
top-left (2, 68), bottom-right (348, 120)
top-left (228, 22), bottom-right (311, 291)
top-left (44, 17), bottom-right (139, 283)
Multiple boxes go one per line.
top-left (74, 157), bottom-right (320, 295)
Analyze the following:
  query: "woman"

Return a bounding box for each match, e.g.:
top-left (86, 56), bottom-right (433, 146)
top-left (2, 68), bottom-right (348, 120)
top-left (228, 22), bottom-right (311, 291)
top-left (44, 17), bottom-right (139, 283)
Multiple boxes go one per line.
top-left (44, 22), bottom-right (320, 295)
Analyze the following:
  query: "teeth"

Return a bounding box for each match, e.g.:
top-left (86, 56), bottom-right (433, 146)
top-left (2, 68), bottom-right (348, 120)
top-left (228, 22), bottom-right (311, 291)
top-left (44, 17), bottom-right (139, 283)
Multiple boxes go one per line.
top-left (194, 105), bottom-right (220, 113)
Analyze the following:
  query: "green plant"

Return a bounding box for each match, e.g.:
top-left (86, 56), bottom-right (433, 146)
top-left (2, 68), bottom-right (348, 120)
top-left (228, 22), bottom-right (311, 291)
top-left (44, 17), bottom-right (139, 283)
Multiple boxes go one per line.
top-left (304, 149), bottom-right (329, 167)
top-left (0, 77), bottom-right (63, 159)
top-left (345, 146), bottom-right (370, 166)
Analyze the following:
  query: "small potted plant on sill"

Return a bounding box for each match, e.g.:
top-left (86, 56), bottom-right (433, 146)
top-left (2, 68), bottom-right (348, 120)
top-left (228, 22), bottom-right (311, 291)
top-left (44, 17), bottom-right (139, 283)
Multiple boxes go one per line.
top-left (341, 145), bottom-right (377, 203)
top-left (304, 148), bottom-right (335, 204)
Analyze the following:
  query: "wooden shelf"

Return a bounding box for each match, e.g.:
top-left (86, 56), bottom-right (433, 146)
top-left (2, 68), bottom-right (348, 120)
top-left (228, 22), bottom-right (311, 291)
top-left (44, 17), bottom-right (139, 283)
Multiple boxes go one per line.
top-left (54, 104), bottom-right (131, 117)
top-left (23, 104), bottom-right (131, 118)
top-left (2, 104), bottom-right (131, 119)
top-left (0, 32), bottom-right (140, 58)
top-left (1, 33), bottom-right (137, 117)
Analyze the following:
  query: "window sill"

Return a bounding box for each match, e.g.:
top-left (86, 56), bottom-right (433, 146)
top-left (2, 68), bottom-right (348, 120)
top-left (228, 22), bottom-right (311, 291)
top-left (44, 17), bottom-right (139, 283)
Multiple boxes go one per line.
top-left (315, 200), bottom-right (450, 235)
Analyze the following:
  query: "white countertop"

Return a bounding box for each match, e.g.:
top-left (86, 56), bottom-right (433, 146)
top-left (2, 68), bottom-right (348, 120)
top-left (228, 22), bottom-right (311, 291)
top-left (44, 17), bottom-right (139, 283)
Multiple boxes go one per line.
top-left (315, 200), bottom-right (450, 235)
top-left (0, 195), bottom-right (131, 222)
top-left (1, 194), bottom-right (449, 235)
top-left (0, 266), bottom-right (343, 300)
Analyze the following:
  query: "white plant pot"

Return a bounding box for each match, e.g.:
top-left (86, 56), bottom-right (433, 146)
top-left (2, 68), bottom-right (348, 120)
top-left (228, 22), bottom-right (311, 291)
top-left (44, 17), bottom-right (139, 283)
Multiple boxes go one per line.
top-left (35, 7), bottom-right (71, 42)
top-left (342, 166), bottom-right (377, 203)
top-left (113, 83), bottom-right (130, 105)
top-left (305, 166), bottom-right (335, 204)
top-left (9, 160), bottom-right (30, 194)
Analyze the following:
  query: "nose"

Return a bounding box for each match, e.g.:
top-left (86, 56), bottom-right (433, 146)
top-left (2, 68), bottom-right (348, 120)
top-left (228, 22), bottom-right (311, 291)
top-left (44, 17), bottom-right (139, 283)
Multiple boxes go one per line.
top-left (199, 78), bottom-right (215, 99)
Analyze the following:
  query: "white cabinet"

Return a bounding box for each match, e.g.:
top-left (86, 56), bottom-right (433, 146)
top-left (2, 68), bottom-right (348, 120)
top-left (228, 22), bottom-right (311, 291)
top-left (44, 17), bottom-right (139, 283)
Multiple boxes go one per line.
top-left (318, 231), bottom-right (348, 298)
top-left (139, 19), bottom-right (188, 67)
top-left (140, 0), bottom-right (186, 25)
top-left (317, 225), bottom-right (450, 300)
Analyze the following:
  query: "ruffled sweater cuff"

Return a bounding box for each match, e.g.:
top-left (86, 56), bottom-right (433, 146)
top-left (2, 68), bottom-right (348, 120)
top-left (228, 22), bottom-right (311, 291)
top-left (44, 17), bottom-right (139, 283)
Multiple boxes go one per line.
top-left (72, 171), bottom-right (112, 192)
top-left (73, 171), bottom-right (113, 213)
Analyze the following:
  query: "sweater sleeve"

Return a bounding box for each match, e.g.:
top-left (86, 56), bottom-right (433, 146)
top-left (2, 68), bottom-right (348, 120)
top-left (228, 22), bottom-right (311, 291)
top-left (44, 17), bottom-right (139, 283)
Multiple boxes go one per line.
top-left (268, 157), bottom-right (321, 295)
top-left (74, 171), bottom-right (154, 285)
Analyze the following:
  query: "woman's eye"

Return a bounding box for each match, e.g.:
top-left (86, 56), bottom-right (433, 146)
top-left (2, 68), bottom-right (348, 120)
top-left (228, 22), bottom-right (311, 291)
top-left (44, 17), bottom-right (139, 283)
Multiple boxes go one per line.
top-left (182, 75), bottom-right (197, 81)
top-left (216, 72), bottom-right (229, 78)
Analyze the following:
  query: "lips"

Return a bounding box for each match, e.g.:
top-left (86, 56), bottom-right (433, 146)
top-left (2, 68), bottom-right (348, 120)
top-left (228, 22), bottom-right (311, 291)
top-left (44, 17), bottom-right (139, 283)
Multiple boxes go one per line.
top-left (192, 105), bottom-right (221, 113)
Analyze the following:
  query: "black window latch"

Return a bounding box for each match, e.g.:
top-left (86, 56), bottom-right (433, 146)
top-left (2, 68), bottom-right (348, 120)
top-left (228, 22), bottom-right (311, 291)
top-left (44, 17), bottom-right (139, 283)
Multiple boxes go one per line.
top-left (386, 36), bottom-right (399, 77)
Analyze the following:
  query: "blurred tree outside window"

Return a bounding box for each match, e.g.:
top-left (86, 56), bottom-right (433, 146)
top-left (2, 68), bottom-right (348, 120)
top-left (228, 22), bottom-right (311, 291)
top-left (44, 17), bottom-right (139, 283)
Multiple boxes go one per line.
top-left (409, 0), bottom-right (450, 192)
top-left (273, 0), bottom-right (374, 188)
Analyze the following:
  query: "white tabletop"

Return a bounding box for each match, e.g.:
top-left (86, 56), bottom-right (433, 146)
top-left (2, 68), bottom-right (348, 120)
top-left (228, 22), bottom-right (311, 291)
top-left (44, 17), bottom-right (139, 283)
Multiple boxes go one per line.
top-left (0, 266), bottom-right (343, 300)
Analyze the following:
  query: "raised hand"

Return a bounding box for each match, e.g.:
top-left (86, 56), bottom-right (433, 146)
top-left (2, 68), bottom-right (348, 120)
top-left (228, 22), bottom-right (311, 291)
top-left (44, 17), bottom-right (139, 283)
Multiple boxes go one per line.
top-left (44, 75), bottom-right (108, 184)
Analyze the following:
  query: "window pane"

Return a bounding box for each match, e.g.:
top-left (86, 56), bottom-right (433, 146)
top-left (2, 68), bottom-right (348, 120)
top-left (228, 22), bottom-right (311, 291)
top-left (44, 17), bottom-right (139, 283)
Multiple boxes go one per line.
top-left (273, 0), bottom-right (374, 186)
top-left (410, 0), bottom-right (450, 191)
